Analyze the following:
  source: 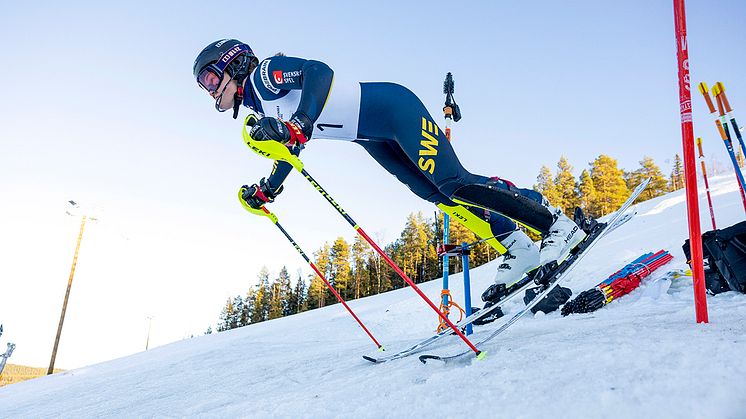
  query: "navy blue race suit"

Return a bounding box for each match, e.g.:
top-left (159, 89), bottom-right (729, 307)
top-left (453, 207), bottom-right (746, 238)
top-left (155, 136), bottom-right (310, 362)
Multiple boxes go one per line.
top-left (242, 56), bottom-right (549, 242)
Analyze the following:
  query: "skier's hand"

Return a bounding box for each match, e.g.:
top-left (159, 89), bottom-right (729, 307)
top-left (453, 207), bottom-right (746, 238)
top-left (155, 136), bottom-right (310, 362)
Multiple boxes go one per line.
top-left (239, 178), bottom-right (283, 210)
top-left (249, 117), bottom-right (308, 146)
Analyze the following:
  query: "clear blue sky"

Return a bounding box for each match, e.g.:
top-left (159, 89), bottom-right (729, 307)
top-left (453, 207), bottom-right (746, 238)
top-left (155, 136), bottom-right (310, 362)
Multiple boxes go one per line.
top-left (1, 1), bottom-right (745, 367)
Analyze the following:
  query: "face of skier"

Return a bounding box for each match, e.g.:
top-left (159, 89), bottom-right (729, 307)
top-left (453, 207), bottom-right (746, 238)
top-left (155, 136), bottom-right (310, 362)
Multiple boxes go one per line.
top-left (210, 75), bottom-right (238, 112)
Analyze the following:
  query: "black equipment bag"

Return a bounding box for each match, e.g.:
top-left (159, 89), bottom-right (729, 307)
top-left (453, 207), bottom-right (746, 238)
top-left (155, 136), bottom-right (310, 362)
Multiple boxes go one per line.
top-left (683, 220), bottom-right (746, 294)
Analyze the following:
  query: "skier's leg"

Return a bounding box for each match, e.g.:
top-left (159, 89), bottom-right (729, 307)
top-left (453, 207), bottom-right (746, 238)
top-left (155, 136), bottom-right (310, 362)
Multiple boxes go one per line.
top-left (354, 139), bottom-right (539, 287)
top-left (357, 82), bottom-right (585, 266)
top-left (354, 139), bottom-right (512, 254)
top-left (357, 82), bottom-right (553, 233)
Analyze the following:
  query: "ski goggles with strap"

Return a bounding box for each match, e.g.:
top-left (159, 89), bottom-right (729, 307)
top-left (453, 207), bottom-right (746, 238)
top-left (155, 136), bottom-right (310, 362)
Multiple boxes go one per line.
top-left (196, 44), bottom-right (253, 93)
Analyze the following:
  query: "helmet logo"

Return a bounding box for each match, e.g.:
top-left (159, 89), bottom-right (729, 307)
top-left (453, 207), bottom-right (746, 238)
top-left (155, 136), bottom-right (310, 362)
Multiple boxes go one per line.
top-left (215, 39), bottom-right (229, 47)
top-left (220, 45), bottom-right (243, 64)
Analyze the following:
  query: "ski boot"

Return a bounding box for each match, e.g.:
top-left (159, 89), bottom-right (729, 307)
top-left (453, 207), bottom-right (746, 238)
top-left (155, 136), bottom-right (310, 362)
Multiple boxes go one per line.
top-left (538, 204), bottom-right (587, 267)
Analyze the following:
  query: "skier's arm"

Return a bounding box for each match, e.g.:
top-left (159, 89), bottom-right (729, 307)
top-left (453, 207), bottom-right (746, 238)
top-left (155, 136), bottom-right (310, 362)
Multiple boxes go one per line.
top-left (258, 56), bottom-right (334, 139)
top-left (249, 57), bottom-right (333, 197)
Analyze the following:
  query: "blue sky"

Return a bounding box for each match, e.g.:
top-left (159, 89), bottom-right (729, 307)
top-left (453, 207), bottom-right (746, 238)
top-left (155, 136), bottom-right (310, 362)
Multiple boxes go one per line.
top-left (1, 1), bottom-right (745, 367)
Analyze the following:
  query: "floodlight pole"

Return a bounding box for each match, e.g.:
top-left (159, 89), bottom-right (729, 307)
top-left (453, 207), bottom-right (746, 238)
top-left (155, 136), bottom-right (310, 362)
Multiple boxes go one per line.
top-left (48, 214), bottom-right (87, 374)
top-left (145, 316), bottom-right (153, 350)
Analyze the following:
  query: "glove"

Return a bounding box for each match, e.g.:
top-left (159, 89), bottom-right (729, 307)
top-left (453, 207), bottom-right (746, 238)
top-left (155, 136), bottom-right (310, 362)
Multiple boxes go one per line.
top-left (249, 117), bottom-right (308, 146)
top-left (239, 178), bottom-right (284, 210)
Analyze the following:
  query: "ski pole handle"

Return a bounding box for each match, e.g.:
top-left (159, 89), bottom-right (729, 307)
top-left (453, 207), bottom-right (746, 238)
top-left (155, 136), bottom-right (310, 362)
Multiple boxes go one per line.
top-left (698, 82), bottom-right (717, 114)
top-left (713, 84), bottom-right (727, 117)
top-left (237, 189), bottom-right (279, 222)
top-left (241, 114), bottom-right (305, 172)
top-left (697, 137), bottom-right (705, 158)
top-left (715, 82), bottom-right (733, 113)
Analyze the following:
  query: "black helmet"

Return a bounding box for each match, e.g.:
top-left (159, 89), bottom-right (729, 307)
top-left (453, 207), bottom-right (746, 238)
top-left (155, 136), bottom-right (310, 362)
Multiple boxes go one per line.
top-left (193, 39), bottom-right (258, 93)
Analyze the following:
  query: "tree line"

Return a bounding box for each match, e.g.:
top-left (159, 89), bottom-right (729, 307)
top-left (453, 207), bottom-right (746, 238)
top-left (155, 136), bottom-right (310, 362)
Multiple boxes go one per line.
top-left (212, 152), bottom-right (707, 332)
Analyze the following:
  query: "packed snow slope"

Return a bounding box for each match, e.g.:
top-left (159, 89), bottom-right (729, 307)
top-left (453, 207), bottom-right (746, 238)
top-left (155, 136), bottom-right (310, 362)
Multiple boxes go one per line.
top-left (2, 175), bottom-right (746, 419)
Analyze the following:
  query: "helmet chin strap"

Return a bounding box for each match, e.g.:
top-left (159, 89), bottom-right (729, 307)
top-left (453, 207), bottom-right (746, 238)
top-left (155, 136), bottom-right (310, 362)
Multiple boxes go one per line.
top-left (213, 75), bottom-right (245, 119)
top-left (232, 86), bottom-right (244, 119)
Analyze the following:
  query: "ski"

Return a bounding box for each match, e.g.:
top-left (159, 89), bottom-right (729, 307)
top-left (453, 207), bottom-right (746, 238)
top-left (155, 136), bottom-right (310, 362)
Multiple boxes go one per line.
top-left (362, 210), bottom-right (636, 364)
top-left (418, 177), bottom-right (650, 364)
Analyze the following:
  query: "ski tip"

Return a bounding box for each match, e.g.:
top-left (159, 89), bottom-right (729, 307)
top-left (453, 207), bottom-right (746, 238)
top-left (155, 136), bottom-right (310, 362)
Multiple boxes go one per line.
top-left (418, 355), bottom-right (443, 364)
top-left (362, 355), bottom-right (379, 363)
top-left (476, 350), bottom-right (487, 361)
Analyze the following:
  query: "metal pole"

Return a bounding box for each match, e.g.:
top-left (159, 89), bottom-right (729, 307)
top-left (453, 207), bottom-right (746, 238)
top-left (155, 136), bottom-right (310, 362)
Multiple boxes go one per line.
top-left (48, 215), bottom-right (87, 374)
top-left (461, 242), bottom-right (473, 336)
top-left (145, 317), bottom-right (153, 350)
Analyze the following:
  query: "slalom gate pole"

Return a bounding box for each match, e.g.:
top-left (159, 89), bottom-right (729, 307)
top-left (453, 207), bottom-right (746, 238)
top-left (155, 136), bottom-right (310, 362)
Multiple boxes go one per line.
top-left (461, 242), bottom-right (473, 336)
top-left (673, 0), bottom-right (708, 323)
top-left (245, 204), bottom-right (384, 351)
top-left (696, 137), bottom-right (717, 229)
top-left (698, 82), bottom-right (746, 211)
top-left (241, 116), bottom-right (484, 358)
top-left (714, 82), bottom-right (746, 159)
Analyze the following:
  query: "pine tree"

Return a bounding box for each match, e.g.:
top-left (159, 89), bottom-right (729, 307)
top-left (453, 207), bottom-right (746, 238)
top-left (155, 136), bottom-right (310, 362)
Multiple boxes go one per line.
top-left (350, 235), bottom-right (369, 299)
top-left (670, 153), bottom-right (684, 190)
top-left (329, 237), bottom-right (351, 300)
top-left (279, 266), bottom-right (293, 316)
top-left (217, 297), bottom-right (235, 332)
top-left (232, 295), bottom-right (246, 328)
top-left (268, 267), bottom-right (290, 319)
top-left (627, 156), bottom-right (669, 201)
top-left (577, 169), bottom-right (597, 217)
top-left (534, 165), bottom-right (560, 206)
top-left (205, 326), bottom-right (213, 335)
top-left (251, 267), bottom-right (271, 323)
top-left (244, 288), bottom-right (256, 324)
top-left (308, 243), bottom-right (330, 309)
top-left (589, 155), bottom-right (629, 216)
top-left (554, 156), bottom-right (579, 213)
top-left (290, 271), bottom-right (307, 314)
top-left (396, 213), bottom-right (435, 283)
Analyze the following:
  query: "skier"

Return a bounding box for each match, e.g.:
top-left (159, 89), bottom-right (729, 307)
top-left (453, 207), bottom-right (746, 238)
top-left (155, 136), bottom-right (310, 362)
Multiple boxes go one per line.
top-left (193, 39), bottom-right (586, 303)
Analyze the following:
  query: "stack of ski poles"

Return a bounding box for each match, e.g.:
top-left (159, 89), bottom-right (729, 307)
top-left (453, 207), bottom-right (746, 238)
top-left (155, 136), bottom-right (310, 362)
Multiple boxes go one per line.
top-left (698, 81), bottom-right (746, 215)
top-left (561, 250), bottom-right (673, 315)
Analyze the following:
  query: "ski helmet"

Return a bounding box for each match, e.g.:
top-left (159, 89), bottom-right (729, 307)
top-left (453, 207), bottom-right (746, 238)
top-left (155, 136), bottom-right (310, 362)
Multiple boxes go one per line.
top-left (193, 39), bottom-right (258, 94)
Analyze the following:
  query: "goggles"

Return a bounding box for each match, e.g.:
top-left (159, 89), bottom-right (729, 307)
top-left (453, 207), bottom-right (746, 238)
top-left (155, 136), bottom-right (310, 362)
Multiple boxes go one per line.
top-left (196, 43), bottom-right (252, 93)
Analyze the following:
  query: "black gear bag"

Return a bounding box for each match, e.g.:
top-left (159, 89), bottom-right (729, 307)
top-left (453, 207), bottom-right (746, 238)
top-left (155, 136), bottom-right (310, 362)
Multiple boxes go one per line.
top-left (683, 220), bottom-right (746, 294)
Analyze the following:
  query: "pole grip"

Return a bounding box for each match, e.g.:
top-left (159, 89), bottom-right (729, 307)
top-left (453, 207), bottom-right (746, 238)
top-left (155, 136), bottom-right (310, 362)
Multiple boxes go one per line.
top-left (696, 137), bottom-right (704, 157)
top-left (698, 82), bottom-right (716, 114)
top-left (716, 82), bottom-right (733, 113)
top-left (714, 84), bottom-right (726, 117)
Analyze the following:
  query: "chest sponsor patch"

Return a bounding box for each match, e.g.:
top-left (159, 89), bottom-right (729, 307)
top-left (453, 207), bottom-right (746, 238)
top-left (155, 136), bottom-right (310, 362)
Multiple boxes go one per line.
top-left (273, 70), bottom-right (283, 84)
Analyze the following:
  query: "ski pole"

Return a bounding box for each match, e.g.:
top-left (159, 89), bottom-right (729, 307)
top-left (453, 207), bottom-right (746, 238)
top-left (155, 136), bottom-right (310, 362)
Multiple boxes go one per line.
top-left (241, 116), bottom-right (485, 359)
top-left (241, 201), bottom-right (384, 351)
top-left (696, 137), bottom-right (717, 229)
top-left (698, 82), bottom-right (746, 212)
top-left (714, 82), bottom-right (746, 159)
top-left (440, 73), bottom-right (456, 322)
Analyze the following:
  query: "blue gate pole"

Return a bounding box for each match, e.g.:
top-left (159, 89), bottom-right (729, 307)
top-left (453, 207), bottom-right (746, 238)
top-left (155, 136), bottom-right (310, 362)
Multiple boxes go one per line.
top-left (442, 214), bottom-right (450, 308)
top-left (462, 242), bottom-right (473, 336)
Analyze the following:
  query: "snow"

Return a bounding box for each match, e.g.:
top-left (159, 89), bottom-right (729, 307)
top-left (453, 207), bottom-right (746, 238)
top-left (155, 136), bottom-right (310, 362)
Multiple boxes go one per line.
top-left (2, 175), bottom-right (746, 418)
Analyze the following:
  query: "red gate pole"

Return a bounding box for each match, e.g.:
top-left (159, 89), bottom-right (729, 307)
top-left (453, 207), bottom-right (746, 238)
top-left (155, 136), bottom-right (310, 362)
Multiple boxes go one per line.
top-left (673, 0), bottom-right (709, 323)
